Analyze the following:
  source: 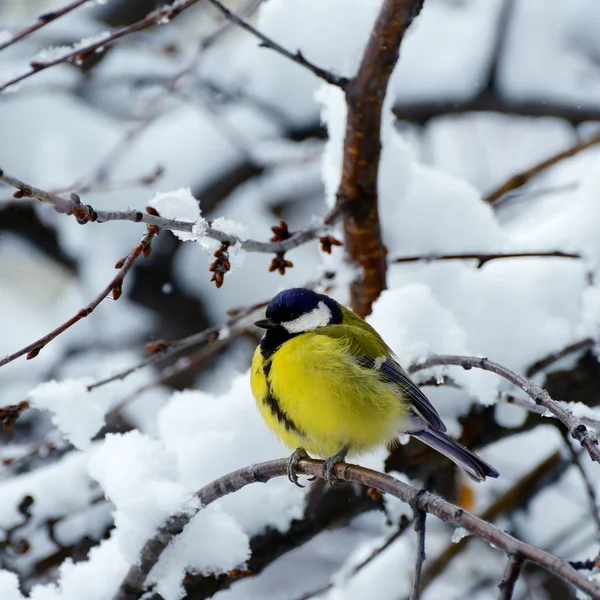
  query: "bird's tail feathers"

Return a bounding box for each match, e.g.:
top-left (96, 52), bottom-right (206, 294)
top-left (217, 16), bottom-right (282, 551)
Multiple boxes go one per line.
top-left (411, 428), bottom-right (499, 482)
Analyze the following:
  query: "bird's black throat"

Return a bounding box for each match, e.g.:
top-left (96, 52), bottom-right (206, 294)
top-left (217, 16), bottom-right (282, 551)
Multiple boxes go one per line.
top-left (260, 325), bottom-right (298, 359)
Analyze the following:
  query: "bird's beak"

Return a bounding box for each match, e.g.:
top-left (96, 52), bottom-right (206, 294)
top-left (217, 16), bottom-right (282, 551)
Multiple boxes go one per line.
top-left (254, 318), bottom-right (277, 329)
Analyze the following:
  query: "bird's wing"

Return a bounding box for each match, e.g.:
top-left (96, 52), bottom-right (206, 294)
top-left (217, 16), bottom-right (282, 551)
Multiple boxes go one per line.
top-left (355, 355), bottom-right (446, 433)
top-left (321, 319), bottom-right (446, 433)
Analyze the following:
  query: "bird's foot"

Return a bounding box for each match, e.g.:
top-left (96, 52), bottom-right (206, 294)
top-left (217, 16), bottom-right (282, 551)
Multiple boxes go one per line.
top-left (323, 447), bottom-right (349, 486)
top-left (287, 447), bottom-right (311, 487)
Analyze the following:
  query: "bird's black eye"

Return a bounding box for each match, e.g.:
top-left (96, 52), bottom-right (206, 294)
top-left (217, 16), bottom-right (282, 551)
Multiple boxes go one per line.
top-left (288, 310), bottom-right (300, 320)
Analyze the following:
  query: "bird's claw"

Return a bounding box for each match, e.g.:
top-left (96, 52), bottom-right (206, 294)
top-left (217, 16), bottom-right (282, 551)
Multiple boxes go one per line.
top-left (287, 447), bottom-right (309, 487)
top-left (323, 448), bottom-right (349, 487)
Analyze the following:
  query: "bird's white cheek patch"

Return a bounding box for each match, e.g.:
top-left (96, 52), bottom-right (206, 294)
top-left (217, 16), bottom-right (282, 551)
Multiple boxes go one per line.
top-left (283, 302), bottom-right (332, 333)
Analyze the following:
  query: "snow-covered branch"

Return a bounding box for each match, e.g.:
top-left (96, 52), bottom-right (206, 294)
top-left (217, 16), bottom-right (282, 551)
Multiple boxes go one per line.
top-left (412, 355), bottom-right (600, 467)
top-left (114, 457), bottom-right (600, 600)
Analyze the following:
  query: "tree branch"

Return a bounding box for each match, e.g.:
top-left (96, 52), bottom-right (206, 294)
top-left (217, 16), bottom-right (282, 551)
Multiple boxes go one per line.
top-left (0, 0), bottom-right (91, 53)
top-left (409, 509), bottom-right (427, 600)
top-left (206, 0), bottom-right (348, 88)
top-left (484, 132), bottom-right (600, 205)
top-left (392, 251), bottom-right (581, 268)
top-left (0, 0), bottom-right (207, 93)
top-left (337, 0), bottom-right (424, 317)
top-left (412, 355), bottom-right (600, 466)
top-left (498, 555), bottom-right (524, 600)
top-left (113, 458), bottom-right (600, 600)
top-left (0, 168), bottom-right (341, 254)
top-left (0, 228), bottom-right (156, 368)
top-left (560, 430), bottom-right (600, 535)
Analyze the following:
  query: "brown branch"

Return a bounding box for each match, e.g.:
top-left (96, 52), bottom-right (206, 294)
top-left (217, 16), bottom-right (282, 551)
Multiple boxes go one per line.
top-left (206, 0), bottom-right (348, 88)
top-left (412, 355), bottom-right (600, 466)
top-left (0, 168), bottom-right (341, 254)
top-left (484, 132), bottom-right (600, 204)
top-left (392, 251), bottom-right (581, 268)
top-left (113, 457), bottom-right (600, 600)
top-left (0, 0), bottom-right (207, 93)
top-left (526, 337), bottom-right (595, 378)
top-left (419, 451), bottom-right (568, 591)
top-left (337, 0), bottom-right (424, 317)
top-left (409, 509), bottom-right (427, 600)
top-left (0, 0), bottom-right (91, 52)
top-left (0, 228), bottom-right (156, 368)
top-left (498, 555), bottom-right (524, 600)
top-left (560, 430), bottom-right (600, 535)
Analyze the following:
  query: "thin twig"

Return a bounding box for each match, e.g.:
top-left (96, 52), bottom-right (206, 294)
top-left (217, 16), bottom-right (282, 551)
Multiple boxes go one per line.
top-left (526, 337), bottom-right (595, 378)
top-left (0, 228), bottom-right (156, 368)
top-left (559, 429), bottom-right (600, 535)
top-left (0, 0), bottom-right (91, 52)
top-left (419, 451), bottom-right (568, 591)
top-left (0, 0), bottom-right (206, 92)
top-left (0, 168), bottom-right (341, 254)
top-left (295, 514), bottom-right (413, 600)
top-left (412, 355), bottom-right (600, 466)
top-left (392, 251), bottom-right (581, 268)
top-left (409, 509), bottom-right (427, 600)
top-left (498, 555), bottom-right (524, 600)
top-left (113, 458), bottom-right (600, 600)
top-left (206, 0), bottom-right (347, 88)
top-left (484, 132), bottom-right (600, 204)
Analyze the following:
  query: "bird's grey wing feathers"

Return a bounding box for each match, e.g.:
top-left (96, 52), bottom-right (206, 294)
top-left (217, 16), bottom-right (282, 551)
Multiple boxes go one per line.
top-left (410, 427), bottom-right (499, 481)
top-left (355, 356), bottom-right (446, 433)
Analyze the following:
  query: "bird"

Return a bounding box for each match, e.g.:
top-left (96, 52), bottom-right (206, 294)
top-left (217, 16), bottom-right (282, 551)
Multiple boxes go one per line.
top-left (250, 287), bottom-right (499, 485)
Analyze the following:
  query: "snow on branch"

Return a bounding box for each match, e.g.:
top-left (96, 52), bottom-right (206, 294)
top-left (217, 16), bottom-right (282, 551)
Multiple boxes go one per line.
top-left (0, 168), bottom-right (341, 255)
top-left (113, 457), bottom-right (600, 600)
top-left (411, 355), bottom-right (600, 467)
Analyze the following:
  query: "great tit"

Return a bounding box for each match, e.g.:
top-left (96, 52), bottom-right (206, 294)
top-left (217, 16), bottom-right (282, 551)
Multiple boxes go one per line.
top-left (250, 287), bottom-right (498, 485)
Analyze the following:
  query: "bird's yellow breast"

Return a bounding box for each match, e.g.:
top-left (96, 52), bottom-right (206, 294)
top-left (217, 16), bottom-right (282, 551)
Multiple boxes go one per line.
top-left (250, 332), bottom-right (408, 457)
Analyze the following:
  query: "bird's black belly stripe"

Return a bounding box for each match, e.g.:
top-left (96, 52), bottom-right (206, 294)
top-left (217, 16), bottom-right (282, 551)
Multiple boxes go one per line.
top-left (262, 359), bottom-right (304, 436)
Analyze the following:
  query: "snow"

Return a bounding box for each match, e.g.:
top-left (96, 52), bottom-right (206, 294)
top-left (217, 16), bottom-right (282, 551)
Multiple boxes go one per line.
top-left (28, 378), bottom-right (108, 450)
top-left (148, 187), bottom-right (203, 242)
top-left (2, 0), bottom-right (600, 599)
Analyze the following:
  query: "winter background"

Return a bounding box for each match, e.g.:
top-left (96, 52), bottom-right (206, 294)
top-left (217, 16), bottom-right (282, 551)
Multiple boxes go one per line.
top-left (1, 0), bottom-right (600, 599)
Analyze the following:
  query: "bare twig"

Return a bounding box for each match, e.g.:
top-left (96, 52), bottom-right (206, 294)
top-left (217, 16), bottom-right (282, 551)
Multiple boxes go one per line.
top-left (412, 355), bottom-right (600, 466)
top-left (409, 509), bottom-right (427, 600)
top-left (526, 337), bottom-right (595, 378)
top-left (337, 0), bottom-right (424, 316)
top-left (296, 514), bottom-right (413, 600)
top-left (0, 0), bottom-right (207, 93)
top-left (0, 0), bottom-right (91, 52)
top-left (419, 451), bottom-right (568, 591)
top-left (206, 0), bottom-right (347, 88)
top-left (0, 168), bottom-right (341, 254)
top-left (484, 132), bottom-right (600, 204)
top-left (560, 430), bottom-right (600, 535)
top-left (498, 555), bottom-right (524, 600)
top-left (0, 228), bottom-right (156, 368)
top-left (113, 458), bottom-right (600, 600)
top-left (392, 251), bottom-right (581, 268)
